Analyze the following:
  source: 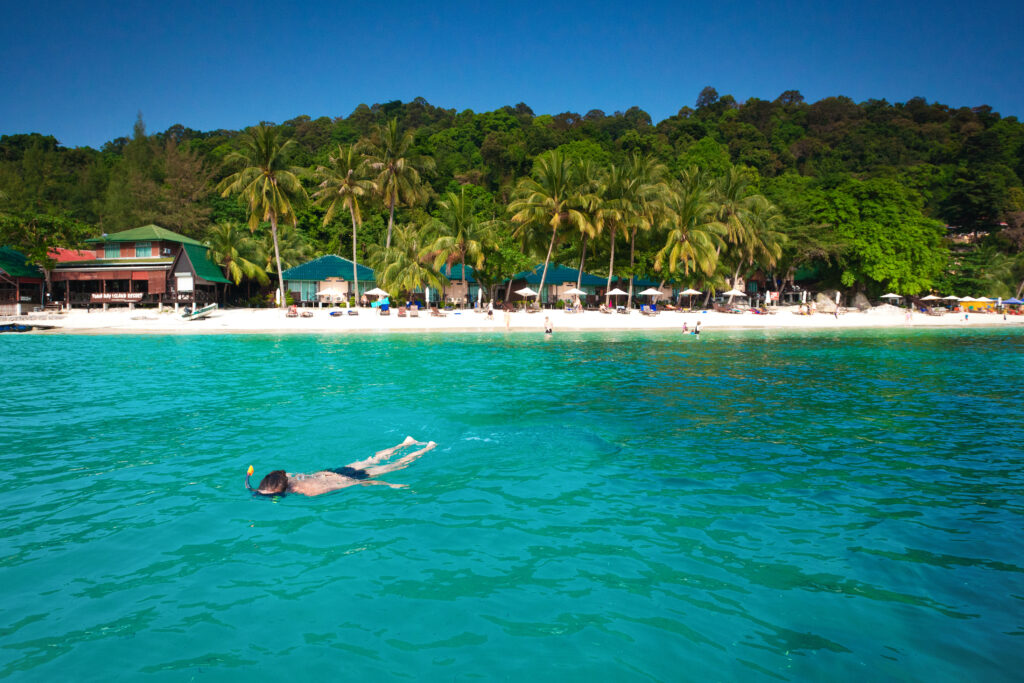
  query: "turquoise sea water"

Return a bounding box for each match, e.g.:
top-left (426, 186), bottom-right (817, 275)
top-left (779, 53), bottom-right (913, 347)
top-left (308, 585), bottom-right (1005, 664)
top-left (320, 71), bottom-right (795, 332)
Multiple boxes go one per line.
top-left (1, 328), bottom-right (1022, 681)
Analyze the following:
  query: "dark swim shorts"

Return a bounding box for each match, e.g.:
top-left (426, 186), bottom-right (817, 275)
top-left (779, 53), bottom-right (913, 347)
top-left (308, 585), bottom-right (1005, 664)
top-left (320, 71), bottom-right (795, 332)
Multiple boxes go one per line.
top-left (328, 466), bottom-right (370, 480)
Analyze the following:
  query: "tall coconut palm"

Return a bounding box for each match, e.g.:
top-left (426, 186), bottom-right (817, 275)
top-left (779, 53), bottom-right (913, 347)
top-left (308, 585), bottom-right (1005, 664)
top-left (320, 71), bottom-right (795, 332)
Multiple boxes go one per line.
top-left (206, 221), bottom-right (269, 303)
top-left (655, 176), bottom-right (726, 281)
top-left (427, 187), bottom-right (497, 292)
top-left (216, 125), bottom-right (306, 308)
top-left (509, 150), bottom-right (591, 306)
top-left (369, 223), bottom-right (446, 297)
top-left (623, 154), bottom-right (669, 308)
top-left (572, 159), bottom-right (604, 291)
top-left (597, 163), bottom-right (633, 305)
top-left (727, 195), bottom-right (785, 292)
top-left (314, 144), bottom-right (374, 300)
top-left (359, 118), bottom-right (435, 248)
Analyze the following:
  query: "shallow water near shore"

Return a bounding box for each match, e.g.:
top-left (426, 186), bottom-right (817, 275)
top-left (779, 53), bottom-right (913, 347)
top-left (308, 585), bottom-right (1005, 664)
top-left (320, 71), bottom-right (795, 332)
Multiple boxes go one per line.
top-left (1, 327), bottom-right (1022, 681)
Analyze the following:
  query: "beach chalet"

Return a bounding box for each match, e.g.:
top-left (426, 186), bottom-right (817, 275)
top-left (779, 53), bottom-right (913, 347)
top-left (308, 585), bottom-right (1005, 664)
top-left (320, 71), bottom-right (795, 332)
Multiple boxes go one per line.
top-left (0, 247), bottom-right (44, 315)
top-left (440, 264), bottom-right (484, 304)
top-left (281, 255), bottom-right (376, 305)
top-left (50, 224), bottom-right (231, 309)
top-left (506, 264), bottom-right (606, 305)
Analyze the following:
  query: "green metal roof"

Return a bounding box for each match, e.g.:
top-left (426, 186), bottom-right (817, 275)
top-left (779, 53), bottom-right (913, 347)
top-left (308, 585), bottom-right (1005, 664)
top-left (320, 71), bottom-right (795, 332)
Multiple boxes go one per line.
top-left (508, 264), bottom-right (606, 286)
top-left (282, 255), bottom-right (376, 282)
top-left (86, 224), bottom-right (205, 246)
top-left (441, 264), bottom-right (477, 282)
top-left (612, 274), bottom-right (660, 288)
top-left (0, 247), bottom-right (43, 279)
top-left (181, 243), bottom-right (233, 284)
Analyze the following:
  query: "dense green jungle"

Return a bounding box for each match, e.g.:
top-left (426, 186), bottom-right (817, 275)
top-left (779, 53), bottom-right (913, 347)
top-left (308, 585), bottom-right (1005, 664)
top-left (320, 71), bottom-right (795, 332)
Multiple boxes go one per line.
top-left (2, 87), bottom-right (1023, 301)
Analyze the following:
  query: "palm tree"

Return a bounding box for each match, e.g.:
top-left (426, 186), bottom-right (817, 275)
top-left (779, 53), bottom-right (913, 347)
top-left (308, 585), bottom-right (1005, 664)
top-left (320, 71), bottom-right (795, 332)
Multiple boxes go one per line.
top-left (216, 125), bottom-right (306, 308)
top-left (369, 223), bottom-right (446, 297)
top-left (359, 118), bottom-right (435, 248)
top-left (314, 144), bottom-right (375, 300)
top-left (728, 195), bottom-right (786, 294)
top-left (257, 223), bottom-right (313, 281)
top-left (427, 187), bottom-right (496, 294)
top-left (509, 150), bottom-right (591, 306)
top-left (655, 175), bottom-right (726, 282)
top-left (206, 221), bottom-right (269, 303)
top-left (597, 163), bottom-right (632, 305)
top-left (623, 154), bottom-right (669, 308)
top-left (572, 159), bottom-right (604, 291)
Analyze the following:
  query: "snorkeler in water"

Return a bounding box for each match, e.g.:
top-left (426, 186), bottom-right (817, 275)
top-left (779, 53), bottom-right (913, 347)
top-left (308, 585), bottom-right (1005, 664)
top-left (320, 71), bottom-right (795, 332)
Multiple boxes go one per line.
top-left (246, 436), bottom-right (436, 497)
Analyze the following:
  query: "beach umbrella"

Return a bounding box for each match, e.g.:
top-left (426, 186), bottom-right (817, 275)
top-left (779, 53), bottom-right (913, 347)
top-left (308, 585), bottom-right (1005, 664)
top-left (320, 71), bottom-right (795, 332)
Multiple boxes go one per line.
top-left (515, 287), bottom-right (538, 297)
top-left (722, 288), bottom-right (747, 297)
top-left (639, 287), bottom-right (661, 297)
top-left (959, 296), bottom-right (978, 302)
top-left (477, 287), bottom-right (483, 307)
top-left (920, 294), bottom-right (941, 301)
top-left (679, 287), bottom-right (702, 309)
top-left (1004, 297), bottom-right (1023, 305)
top-left (365, 287), bottom-right (389, 297)
top-left (975, 297), bottom-right (994, 302)
top-left (943, 295), bottom-right (960, 300)
top-left (880, 293), bottom-right (901, 299)
top-left (563, 287), bottom-right (586, 296)
top-left (425, 287), bottom-right (430, 306)
top-left (606, 287), bottom-right (628, 307)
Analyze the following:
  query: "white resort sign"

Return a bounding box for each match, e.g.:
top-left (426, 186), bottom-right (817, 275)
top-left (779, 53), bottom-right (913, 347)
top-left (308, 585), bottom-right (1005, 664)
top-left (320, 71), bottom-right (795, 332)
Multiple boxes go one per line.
top-left (91, 292), bottom-right (144, 302)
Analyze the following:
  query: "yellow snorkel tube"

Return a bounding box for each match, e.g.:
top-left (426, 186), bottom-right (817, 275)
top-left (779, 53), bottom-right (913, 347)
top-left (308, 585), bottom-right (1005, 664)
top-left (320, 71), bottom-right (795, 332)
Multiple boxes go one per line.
top-left (245, 465), bottom-right (255, 491)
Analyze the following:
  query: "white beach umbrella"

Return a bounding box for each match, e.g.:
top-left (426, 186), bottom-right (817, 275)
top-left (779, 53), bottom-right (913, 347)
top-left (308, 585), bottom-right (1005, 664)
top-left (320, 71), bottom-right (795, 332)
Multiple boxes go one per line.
top-left (317, 287), bottom-right (345, 298)
top-left (975, 297), bottom-right (994, 302)
top-left (920, 294), bottom-right (941, 301)
top-left (639, 287), bottom-right (661, 297)
top-left (958, 296), bottom-right (978, 302)
top-left (515, 287), bottom-right (538, 297)
top-left (606, 288), bottom-right (628, 296)
top-left (880, 293), bottom-right (901, 299)
top-left (722, 288), bottom-right (747, 297)
top-left (364, 287), bottom-right (389, 297)
top-left (680, 288), bottom-right (702, 296)
top-left (563, 287), bottom-right (586, 296)
top-left (943, 295), bottom-right (960, 300)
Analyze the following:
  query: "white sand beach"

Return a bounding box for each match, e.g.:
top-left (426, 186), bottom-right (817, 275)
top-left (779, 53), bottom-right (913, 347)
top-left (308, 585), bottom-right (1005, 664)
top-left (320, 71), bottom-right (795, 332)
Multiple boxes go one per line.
top-left (19, 304), bottom-right (1024, 334)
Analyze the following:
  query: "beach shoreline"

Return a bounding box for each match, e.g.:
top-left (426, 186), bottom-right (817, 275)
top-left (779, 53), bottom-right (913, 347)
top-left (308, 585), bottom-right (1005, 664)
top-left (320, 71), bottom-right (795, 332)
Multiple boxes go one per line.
top-left (16, 305), bottom-right (1024, 335)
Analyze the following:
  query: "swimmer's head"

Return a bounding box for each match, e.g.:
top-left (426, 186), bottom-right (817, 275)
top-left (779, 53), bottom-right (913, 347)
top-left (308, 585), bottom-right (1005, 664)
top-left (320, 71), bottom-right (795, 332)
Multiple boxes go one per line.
top-left (256, 470), bottom-right (288, 495)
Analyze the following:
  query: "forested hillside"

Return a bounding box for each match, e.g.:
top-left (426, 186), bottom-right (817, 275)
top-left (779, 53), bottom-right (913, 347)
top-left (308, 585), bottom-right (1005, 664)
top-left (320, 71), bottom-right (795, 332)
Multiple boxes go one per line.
top-left (2, 88), bottom-right (1023, 299)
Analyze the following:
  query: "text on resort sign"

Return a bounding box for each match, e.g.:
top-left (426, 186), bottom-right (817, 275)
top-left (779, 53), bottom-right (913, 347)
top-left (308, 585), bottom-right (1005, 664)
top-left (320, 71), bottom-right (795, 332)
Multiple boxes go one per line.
top-left (90, 292), bottom-right (144, 302)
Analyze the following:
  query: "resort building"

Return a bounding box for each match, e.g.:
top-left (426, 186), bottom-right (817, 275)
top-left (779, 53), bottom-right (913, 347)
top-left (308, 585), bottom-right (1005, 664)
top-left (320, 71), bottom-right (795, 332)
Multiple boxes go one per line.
top-left (505, 264), bottom-right (608, 305)
top-left (440, 264), bottom-right (484, 304)
top-left (0, 247), bottom-right (44, 315)
top-left (50, 224), bottom-right (231, 309)
top-left (281, 255), bottom-right (376, 304)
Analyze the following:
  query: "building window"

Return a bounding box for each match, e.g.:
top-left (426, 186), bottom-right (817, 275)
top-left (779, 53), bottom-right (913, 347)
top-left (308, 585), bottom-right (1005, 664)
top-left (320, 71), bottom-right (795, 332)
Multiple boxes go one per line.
top-left (135, 242), bottom-right (152, 257)
top-left (104, 244), bottom-right (120, 259)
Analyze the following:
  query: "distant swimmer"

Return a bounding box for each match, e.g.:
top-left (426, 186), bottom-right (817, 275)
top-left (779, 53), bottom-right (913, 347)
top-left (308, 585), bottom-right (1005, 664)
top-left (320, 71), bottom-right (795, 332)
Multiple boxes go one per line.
top-left (246, 436), bottom-right (436, 497)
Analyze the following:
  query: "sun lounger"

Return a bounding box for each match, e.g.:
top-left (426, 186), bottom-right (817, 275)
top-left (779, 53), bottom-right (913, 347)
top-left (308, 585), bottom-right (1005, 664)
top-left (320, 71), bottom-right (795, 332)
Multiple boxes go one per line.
top-left (616, 306), bottom-right (630, 314)
top-left (431, 306), bottom-right (447, 317)
top-left (599, 304), bottom-right (612, 314)
top-left (410, 306), bottom-right (420, 318)
top-left (300, 310), bottom-right (313, 318)
top-left (397, 306), bottom-right (407, 318)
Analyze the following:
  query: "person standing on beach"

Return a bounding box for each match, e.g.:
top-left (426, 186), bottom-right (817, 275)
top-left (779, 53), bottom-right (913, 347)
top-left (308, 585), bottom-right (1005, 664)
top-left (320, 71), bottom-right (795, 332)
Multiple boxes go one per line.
top-left (504, 307), bottom-right (511, 330)
top-left (693, 320), bottom-right (701, 338)
top-left (544, 316), bottom-right (553, 334)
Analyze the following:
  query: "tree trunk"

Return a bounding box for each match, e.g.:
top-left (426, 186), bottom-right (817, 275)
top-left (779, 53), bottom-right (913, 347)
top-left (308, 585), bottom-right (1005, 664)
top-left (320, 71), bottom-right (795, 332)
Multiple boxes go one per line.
top-left (271, 213), bottom-right (286, 309)
top-left (349, 204), bottom-right (360, 302)
top-left (1016, 278), bottom-right (1024, 298)
top-left (627, 227), bottom-right (637, 309)
top-left (606, 227), bottom-right (616, 306)
top-left (537, 226), bottom-right (558, 308)
top-left (386, 193), bottom-right (396, 249)
top-left (576, 236), bottom-right (587, 290)
top-left (728, 263), bottom-right (742, 304)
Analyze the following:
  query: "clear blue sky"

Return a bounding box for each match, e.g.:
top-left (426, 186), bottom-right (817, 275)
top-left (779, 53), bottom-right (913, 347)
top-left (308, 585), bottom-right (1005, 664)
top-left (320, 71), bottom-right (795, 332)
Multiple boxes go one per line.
top-left (1, 0), bottom-right (1021, 149)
